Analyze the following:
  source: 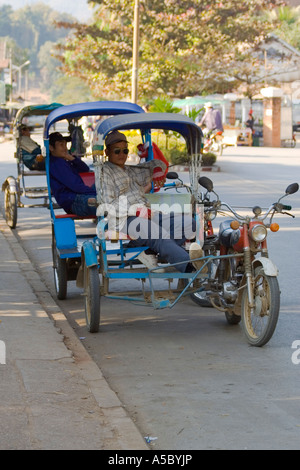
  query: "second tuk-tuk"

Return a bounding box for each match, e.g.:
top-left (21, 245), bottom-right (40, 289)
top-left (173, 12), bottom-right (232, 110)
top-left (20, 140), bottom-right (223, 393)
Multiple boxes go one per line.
top-left (2, 103), bottom-right (63, 228)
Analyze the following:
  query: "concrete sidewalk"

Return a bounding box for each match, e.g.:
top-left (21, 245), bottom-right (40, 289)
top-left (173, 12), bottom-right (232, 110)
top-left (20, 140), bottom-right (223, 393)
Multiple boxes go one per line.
top-left (0, 216), bottom-right (148, 450)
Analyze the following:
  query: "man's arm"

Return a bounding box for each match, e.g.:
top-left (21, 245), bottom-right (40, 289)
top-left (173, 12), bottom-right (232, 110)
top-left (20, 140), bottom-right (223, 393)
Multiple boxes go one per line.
top-left (50, 157), bottom-right (93, 194)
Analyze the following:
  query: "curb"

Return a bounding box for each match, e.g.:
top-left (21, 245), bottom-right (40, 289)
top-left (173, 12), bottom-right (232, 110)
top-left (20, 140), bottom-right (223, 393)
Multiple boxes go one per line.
top-left (0, 216), bottom-right (148, 450)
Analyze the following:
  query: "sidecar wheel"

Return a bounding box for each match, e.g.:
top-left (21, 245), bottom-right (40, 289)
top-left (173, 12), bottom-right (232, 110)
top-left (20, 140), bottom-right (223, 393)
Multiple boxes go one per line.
top-left (241, 267), bottom-right (280, 347)
top-left (52, 232), bottom-right (67, 300)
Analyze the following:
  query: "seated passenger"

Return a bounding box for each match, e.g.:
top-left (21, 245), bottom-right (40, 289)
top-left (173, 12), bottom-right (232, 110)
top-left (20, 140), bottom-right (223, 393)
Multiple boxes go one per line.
top-left (99, 130), bottom-right (205, 272)
top-left (19, 124), bottom-right (45, 171)
top-left (49, 132), bottom-right (96, 216)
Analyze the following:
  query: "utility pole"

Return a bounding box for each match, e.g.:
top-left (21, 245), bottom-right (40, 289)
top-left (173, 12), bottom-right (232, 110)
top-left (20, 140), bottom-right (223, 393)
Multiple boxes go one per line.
top-left (9, 48), bottom-right (12, 102)
top-left (131, 0), bottom-right (140, 104)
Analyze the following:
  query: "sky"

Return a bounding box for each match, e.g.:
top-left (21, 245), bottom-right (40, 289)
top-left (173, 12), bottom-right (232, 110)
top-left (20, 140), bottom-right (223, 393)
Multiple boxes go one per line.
top-left (0, 0), bottom-right (94, 21)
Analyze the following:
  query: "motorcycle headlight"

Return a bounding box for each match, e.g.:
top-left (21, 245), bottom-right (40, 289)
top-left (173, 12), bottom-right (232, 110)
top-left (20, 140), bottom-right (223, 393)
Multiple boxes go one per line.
top-left (250, 224), bottom-right (267, 242)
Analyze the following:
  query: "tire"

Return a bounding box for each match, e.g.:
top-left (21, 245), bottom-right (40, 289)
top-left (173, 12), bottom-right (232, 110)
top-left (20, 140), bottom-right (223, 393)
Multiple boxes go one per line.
top-left (4, 187), bottom-right (17, 229)
top-left (241, 267), bottom-right (280, 347)
top-left (225, 310), bottom-right (241, 325)
top-left (52, 230), bottom-right (67, 300)
top-left (84, 263), bottom-right (100, 333)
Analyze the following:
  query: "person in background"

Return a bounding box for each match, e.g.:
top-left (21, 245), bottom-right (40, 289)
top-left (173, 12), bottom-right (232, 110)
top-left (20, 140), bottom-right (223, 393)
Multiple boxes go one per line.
top-left (49, 132), bottom-right (96, 216)
top-left (19, 124), bottom-right (45, 170)
top-left (99, 130), bottom-right (205, 273)
top-left (246, 109), bottom-right (255, 134)
top-left (199, 102), bottom-right (223, 135)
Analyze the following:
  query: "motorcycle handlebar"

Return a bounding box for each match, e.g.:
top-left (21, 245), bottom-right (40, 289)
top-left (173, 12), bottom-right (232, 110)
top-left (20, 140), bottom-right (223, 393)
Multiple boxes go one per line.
top-left (206, 200), bottom-right (294, 221)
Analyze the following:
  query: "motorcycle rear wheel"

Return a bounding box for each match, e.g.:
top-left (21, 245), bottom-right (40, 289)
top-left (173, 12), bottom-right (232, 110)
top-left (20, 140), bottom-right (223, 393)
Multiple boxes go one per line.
top-left (241, 267), bottom-right (280, 347)
top-left (190, 291), bottom-right (213, 308)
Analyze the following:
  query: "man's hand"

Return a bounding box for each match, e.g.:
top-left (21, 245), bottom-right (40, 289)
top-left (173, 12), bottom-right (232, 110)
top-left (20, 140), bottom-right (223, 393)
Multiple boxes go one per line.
top-left (152, 167), bottom-right (166, 189)
top-left (63, 153), bottom-right (75, 161)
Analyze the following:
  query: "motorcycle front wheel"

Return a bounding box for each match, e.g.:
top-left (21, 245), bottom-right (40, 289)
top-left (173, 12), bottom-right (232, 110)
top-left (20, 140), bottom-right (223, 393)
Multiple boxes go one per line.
top-left (241, 267), bottom-right (280, 347)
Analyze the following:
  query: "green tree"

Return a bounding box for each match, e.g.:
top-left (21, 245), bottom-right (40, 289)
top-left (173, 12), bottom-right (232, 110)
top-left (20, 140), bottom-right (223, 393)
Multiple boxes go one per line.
top-left (0, 5), bottom-right (14, 37)
top-left (266, 5), bottom-right (300, 50)
top-left (55, 0), bottom-right (282, 102)
top-left (148, 96), bottom-right (180, 113)
top-left (51, 75), bottom-right (95, 104)
top-left (148, 95), bottom-right (181, 149)
top-left (0, 3), bottom-right (75, 76)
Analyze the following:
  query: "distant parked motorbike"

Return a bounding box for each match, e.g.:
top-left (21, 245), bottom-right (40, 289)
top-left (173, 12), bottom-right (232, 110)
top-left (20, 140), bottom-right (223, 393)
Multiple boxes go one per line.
top-left (203, 129), bottom-right (223, 156)
top-left (191, 176), bottom-right (299, 346)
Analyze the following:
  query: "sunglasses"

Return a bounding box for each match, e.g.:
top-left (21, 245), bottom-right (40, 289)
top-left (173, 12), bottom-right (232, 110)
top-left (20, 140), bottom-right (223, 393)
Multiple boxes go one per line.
top-left (113, 148), bottom-right (129, 155)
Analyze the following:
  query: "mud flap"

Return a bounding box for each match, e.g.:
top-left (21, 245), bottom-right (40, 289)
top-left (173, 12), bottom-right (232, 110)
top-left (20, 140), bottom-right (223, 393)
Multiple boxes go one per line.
top-left (2, 176), bottom-right (17, 193)
top-left (76, 241), bottom-right (98, 288)
top-left (233, 258), bottom-right (278, 316)
top-left (253, 258), bottom-right (278, 277)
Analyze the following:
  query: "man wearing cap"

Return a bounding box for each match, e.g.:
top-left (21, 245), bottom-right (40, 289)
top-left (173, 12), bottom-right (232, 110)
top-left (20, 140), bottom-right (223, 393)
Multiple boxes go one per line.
top-left (199, 102), bottom-right (223, 134)
top-left (49, 132), bottom-right (96, 216)
top-left (19, 124), bottom-right (44, 171)
top-left (99, 130), bottom-right (204, 273)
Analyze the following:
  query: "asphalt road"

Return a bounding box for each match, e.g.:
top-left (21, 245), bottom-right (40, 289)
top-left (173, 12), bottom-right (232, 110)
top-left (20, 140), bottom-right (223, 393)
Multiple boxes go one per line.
top-left (1, 139), bottom-right (300, 450)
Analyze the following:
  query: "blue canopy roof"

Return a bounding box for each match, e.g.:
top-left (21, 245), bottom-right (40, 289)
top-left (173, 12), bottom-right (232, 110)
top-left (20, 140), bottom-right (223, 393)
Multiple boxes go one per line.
top-left (94, 112), bottom-right (203, 152)
top-left (44, 101), bottom-right (144, 138)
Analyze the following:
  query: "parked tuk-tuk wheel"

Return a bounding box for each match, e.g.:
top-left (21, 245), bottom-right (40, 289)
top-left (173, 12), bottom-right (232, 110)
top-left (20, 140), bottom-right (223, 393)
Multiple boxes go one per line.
top-left (4, 186), bottom-right (17, 229)
top-left (51, 230), bottom-right (67, 300)
top-left (83, 262), bottom-right (100, 333)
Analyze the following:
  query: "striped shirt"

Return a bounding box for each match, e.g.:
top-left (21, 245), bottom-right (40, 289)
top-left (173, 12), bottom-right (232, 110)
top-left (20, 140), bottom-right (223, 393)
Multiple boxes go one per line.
top-left (97, 160), bottom-right (166, 230)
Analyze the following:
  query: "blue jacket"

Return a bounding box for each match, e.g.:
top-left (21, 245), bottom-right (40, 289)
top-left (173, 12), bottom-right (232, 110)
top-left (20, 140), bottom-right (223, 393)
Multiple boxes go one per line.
top-left (50, 155), bottom-right (96, 212)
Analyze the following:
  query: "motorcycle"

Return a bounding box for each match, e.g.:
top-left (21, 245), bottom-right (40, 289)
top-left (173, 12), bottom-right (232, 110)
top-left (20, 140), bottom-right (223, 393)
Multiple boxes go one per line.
top-left (203, 129), bottom-right (224, 156)
top-left (191, 176), bottom-right (299, 346)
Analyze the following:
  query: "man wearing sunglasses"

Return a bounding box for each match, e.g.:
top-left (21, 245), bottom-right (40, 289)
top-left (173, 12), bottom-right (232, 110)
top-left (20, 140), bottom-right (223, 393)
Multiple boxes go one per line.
top-left (49, 132), bottom-right (97, 216)
top-left (101, 131), bottom-right (204, 273)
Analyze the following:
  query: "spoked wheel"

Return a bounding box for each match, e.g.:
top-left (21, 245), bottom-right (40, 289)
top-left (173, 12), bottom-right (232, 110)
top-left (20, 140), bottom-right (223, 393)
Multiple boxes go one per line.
top-left (241, 267), bottom-right (280, 347)
top-left (83, 260), bottom-right (100, 333)
top-left (4, 186), bottom-right (17, 229)
top-left (52, 229), bottom-right (67, 300)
